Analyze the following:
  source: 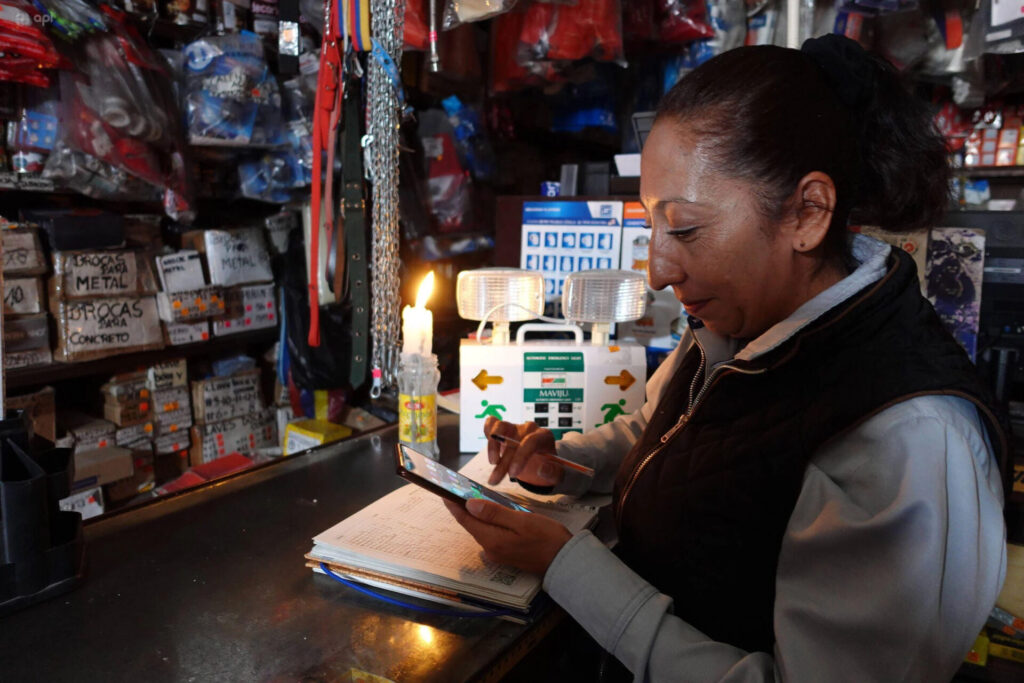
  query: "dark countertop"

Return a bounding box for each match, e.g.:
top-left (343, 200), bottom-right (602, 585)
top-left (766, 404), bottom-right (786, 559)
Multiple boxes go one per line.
top-left (0, 414), bottom-right (554, 682)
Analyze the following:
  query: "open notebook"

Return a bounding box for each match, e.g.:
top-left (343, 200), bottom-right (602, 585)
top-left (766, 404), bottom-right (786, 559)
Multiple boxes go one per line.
top-left (306, 450), bottom-right (600, 615)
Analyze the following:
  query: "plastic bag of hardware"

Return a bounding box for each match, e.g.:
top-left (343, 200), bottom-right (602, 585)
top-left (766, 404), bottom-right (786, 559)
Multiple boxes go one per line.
top-left (443, 0), bottom-right (517, 28)
top-left (517, 0), bottom-right (624, 64)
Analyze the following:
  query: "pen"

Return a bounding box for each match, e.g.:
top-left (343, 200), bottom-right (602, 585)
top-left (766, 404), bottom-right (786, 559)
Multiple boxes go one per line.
top-left (488, 433), bottom-right (595, 476)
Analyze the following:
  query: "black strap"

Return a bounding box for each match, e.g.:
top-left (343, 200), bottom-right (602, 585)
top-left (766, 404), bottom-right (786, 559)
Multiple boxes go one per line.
top-left (342, 84), bottom-right (369, 390)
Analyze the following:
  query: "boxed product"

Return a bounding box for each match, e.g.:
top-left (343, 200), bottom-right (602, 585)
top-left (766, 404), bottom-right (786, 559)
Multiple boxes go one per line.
top-left (72, 446), bottom-right (134, 488)
top-left (147, 358), bottom-right (188, 391)
top-left (213, 284), bottom-right (276, 336)
top-left (191, 369), bottom-right (264, 423)
top-left (4, 313), bottom-right (49, 351)
top-left (154, 432), bottom-right (192, 456)
top-left (283, 419), bottom-right (352, 455)
top-left (115, 421), bottom-right (155, 447)
top-left (59, 486), bottom-right (105, 520)
top-left (50, 251), bottom-right (158, 299)
top-left (164, 320), bottom-right (210, 346)
top-left (190, 410), bottom-right (276, 465)
top-left (123, 215), bottom-right (163, 249)
top-left (151, 386), bottom-right (190, 415)
top-left (2, 227), bottom-right (47, 276)
top-left (105, 446), bottom-right (155, 502)
top-left (4, 348), bottom-right (52, 370)
top-left (103, 401), bottom-right (151, 428)
top-left (102, 372), bottom-right (150, 404)
top-left (199, 228), bottom-right (273, 287)
top-left (156, 407), bottom-right (193, 436)
top-left (4, 277), bottom-right (44, 314)
top-left (62, 413), bottom-right (116, 453)
top-left (156, 286), bottom-right (226, 323)
top-left (155, 250), bottom-right (205, 293)
top-left (52, 296), bottom-right (164, 362)
top-left (6, 386), bottom-right (56, 441)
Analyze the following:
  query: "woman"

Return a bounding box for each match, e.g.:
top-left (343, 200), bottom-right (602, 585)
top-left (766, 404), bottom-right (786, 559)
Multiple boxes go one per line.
top-left (446, 35), bottom-right (1007, 681)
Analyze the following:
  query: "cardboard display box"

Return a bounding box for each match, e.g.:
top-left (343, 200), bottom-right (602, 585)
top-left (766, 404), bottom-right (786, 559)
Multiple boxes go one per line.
top-left (52, 296), bottom-right (164, 362)
top-left (102, 371), bottom-right (150, 404)
top-left (50, 251), bottom-right (157, 300)
top-left (212, 284), bottom-right (276, 337)
top-left (4, 348), bottom-right (52, 370)
top-left (62, 413), bottom-right (116, 453)
top-left (59, 486), bottom-right (104, 520)
top-left (72, 446), bottom-right (134, 489)
top-left (164, 321), bottom-right (210, 346)
top-left (6, 386), bottom-right (56, 442)
top-left (191, 369), bottom-right (264, 424)
top-left (2, 228), bottom-right (47, 276)
top-left (4, 313), bottom-right (49, 352)
top-left (190, 411), bottom-right (276, 466)
top-left (147, 359), bottom-right (188, 391)
top-left (103, 400), bottom-right (151, 428)
top-left (4, 277), bottom-right (45, 315)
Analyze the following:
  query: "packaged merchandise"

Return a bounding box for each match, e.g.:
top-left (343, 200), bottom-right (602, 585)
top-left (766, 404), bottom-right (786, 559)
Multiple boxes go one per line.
top-left (3, 277), bottom-right (45, 315)
top-left (51, 296), bottom-right (165, 362)
top-left (4, 348), bottom-right (53, 370)
top-left (191, 369), bottom-right (265, 423)
top-left (51, 251), bottom-right (158, 300)
top-left (189, 410), bottom-right (276, 465)
top-left (6, 386), bottom-right (57, 441)
top-left (165, 320), bottom-right (210, 345)
top-left (443, 0), bottom-right (516, 27)
top-left (199, 228), bottom-right (274, 286)
top-left (213, 284), bottom-right (276, 336)
top-left (147, 358), bottom-right (188, 390)
top-left (2, 228), bottom-right (47, 276)
top-left (155, 250), bottom-right (206, 292)
top-left (156, 286), bottom-right (226, 322)
top-left (3, 313), bottom-right (49, 352)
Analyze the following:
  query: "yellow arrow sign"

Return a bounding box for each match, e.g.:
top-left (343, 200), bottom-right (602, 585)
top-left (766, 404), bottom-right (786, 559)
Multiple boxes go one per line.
top-left (604, 370), bottom-right (636, 392)
top-left (472, 369), bottom-right (504, 391)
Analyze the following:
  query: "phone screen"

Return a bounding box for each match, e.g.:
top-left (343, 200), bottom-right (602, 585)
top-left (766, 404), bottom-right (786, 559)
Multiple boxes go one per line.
top-left (396, 444), bottom-right (532, 513)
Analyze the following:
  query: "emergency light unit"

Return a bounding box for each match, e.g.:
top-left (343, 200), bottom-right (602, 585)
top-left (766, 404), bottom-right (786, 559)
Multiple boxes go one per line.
top-left (458, 267), bottom-right (648, 453)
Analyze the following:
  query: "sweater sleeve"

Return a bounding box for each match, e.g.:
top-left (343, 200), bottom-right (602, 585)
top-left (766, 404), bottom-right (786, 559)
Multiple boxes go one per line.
top-left (542, 395), bottom-right (1006, 682)
top-left (553, 335), bottom-right (691, 496)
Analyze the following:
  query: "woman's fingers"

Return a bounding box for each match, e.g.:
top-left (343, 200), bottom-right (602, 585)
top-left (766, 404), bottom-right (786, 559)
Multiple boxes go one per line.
top-left (484, 417), bottom-right (518, 464)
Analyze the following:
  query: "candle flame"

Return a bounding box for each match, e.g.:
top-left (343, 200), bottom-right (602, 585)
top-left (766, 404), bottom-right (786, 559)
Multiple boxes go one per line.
top-left (415, 271), bottom-right (434, 309)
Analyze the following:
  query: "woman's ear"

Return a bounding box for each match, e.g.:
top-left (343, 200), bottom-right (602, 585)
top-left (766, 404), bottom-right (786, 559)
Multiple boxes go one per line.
top-left (785, 172), bottom-right (836, 253)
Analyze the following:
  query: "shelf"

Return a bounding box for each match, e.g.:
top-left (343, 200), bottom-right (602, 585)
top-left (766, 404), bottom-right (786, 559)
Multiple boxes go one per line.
top-left (5, 327), bottom-right (278, 391)
top-left (963, 167), bottom-right (1024, 178)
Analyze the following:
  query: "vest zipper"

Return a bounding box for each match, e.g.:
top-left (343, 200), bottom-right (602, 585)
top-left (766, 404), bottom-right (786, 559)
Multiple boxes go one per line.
top-left (617, 336), bottom-right (766, 521)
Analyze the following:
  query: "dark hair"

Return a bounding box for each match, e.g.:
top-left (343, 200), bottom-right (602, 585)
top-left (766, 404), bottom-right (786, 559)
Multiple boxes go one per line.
top-left (655, 44), bottom-right (950, 267)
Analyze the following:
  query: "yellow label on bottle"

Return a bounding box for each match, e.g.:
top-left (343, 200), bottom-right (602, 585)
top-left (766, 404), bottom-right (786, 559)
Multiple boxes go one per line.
top-left (399, 394), bottom-right (436, 444)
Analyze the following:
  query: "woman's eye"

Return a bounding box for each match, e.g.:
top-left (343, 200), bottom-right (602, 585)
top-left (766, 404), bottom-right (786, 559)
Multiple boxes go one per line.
top-left (668, 226), bottom-right (699, 238)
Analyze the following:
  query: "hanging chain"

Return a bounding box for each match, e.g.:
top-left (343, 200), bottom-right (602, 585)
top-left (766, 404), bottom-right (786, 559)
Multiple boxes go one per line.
top-left (368, 0), bottom-right (405, 397)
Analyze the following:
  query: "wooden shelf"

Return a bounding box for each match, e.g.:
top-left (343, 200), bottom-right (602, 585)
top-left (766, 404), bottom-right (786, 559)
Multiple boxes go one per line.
top-left (5, 327), bottom-right (278, 391)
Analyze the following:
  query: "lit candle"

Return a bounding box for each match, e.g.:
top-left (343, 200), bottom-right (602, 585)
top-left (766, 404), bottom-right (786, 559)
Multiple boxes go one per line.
top-left (402, 271), bottom-right (434, 356)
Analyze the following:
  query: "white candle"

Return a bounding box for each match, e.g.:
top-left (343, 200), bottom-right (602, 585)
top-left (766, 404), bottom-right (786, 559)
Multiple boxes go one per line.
top-left (402, 271), bottom-right (434, 356)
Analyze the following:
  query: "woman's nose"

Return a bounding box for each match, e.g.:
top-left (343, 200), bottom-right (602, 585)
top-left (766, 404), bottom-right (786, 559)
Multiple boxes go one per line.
top-left (647, 233), bottom-right (683, 292)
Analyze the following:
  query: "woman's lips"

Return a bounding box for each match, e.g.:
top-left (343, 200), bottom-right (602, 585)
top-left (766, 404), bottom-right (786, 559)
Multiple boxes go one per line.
top-left (682, 299), bottom-right (711, 316)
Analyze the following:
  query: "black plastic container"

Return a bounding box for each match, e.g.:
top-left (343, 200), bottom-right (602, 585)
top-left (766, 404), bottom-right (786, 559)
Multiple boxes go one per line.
top-left (0, 411), bottom-right (85, 616)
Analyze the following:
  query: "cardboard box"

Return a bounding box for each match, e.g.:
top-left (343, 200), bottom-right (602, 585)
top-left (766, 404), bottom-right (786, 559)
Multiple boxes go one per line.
top-left (72, 447), bottom-right (134, 488)
top-left (156, 407), bottom-right (193, 436)
top-left (50, 251), bottom-right (157, 299)
top-left (191, 369), bottom-right (264, 423)
top-left (147, 358), bottom-right (188, 391)
top-left (2, 228), bottom-right (47, 275)
top-left (62, 413), bottom-right (116, 453)
top-left (4, 313), bottom-right (49, 351)
top-left (4, 277), bottom-right (44, 315)
top-left (155, 250), bottom-right (206, 293)
top-left (59, 486), bottom-right (104, 520)
top-left (156, 286), bottom-right (226, 323)
top-left (151, 386), bottom-right (190, 415)
top-left (283, 419), bottom-right (352, 455)
top-left (103, 400), bottom-right (151, 428)
top-left (52, 296), bottom-right (164, 362)
top-left (6, 386), bottom-right (56, 441)
top-left (115, 421), bottom-right (155, 446)
top-left (164, 320), bottom-right (210, 346)
top-left (201, 228), bottom-right (273, 287)
top-left (212, 284), bottom-right (276, 337)
top-left (102, 372), bottom-right (150, 404)
top-left (105, 447), bottom-right (155, 502)
top-left (154, 432), bottom-right (191, 456)
top-left (4, 348), bottom-right (52, 370)
top-left (190, 411), bottom-right (276, 465)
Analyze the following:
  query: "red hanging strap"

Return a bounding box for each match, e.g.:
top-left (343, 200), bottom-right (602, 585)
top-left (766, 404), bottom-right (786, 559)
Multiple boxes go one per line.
top-left (309, 0), bottom-right (344, 347)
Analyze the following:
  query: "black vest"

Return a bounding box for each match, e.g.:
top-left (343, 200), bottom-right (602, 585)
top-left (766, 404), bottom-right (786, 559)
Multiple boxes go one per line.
top-left (612, 247), bottom-right (1006, 655)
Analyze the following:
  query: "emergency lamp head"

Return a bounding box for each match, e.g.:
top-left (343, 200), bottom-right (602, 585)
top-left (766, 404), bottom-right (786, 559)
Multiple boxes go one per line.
top-left (563, 270), bottom-right (647, 345)
top-left (457, 268), bottom-right (545, 345)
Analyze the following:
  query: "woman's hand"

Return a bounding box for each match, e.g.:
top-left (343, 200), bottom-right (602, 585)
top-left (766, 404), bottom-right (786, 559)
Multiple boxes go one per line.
top-left (484, 417), bottom-right (562, 488)
top-left (444, 498), bottom-right (573, 575)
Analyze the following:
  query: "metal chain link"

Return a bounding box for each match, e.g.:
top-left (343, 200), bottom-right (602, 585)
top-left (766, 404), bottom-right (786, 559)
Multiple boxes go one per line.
top-left (368, 0), bottom-right (405, 397)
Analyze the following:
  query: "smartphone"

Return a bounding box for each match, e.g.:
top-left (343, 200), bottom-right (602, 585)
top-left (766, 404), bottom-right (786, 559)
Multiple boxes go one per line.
top-left (395, 443), bottom-right (532, 513)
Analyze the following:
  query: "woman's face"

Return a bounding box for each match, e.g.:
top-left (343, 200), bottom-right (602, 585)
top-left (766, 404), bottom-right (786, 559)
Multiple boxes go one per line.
top-left (640, 120), bottom-right (806, 339)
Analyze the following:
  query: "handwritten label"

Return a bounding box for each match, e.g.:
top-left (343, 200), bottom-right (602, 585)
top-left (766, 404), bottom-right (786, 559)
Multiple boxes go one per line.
top-left (3, 277), bottom-right (42, 314)
top-left (213, 284), bottom-right (276, 336)
top-left (59, 252), bottom-right (139, 297)
top-left (58, 297), bottom-right (162, 358)
top-left (156, 407), bottom-right (193, 434)
top-left (4, 314), bottom-right (49, 351)
top-left (18, 175), bottom-right (54, 192)
top-left (156, 250), bottom-right (206, 293)
top-left (148, 359), bottom-right (188, 391)
top-left (166, 321), bottom-right (210, 346)
top-left (59, 487), bottom-right (105, 520)
top-left (0, 172), bottom-right (18, 189)
top-left (205, 228), bottom-right (273, 287)
top-left (196, 411), bottom-right (275, 463)
top-left (116, 422), bottom-right (154, 447)
top-left (4, 348), bottom-right (51, 370)
top-left (3, 230), bottom-right (45, 274)
top-left (157, 286), bottom-right (225, 322)
top-left (152, 387), bottom-right (190, 415)
top-left (193, 371), bottom-right (264, 423)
